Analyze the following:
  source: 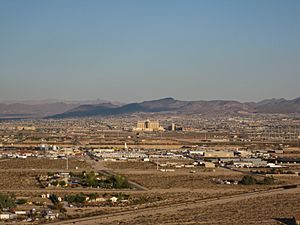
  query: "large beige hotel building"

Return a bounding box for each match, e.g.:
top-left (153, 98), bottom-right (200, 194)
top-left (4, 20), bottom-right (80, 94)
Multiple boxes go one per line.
top-left (134, 120), bottom-right (165, 131)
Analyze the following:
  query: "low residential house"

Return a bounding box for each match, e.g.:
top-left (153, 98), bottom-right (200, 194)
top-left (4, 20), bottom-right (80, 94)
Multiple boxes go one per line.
top-left (110, 197), bottom-right (118, 203)
top-left (95, 197), bottom-right (106, 202)
top-left (59, 172), bottom-right (70, 178)
top-left (160, 169), bottom-right (175, 172)
top-left (0, 213), bottom-right (16, 220)
top-left (45, 213), bottom-right (58, 220)
top-left (233, 161), bottom-right (253, 168)
top-left (184, 164), bottom-right (195, 168)
top-left (42, 210), bottom-right (59, 220)
top-left (175, 165), bottom-right (184, 168)
top-left (0, 213), bottom-right (10, 220)
top-left (14, 211), bottom-right (27, 215)
top-left (87, 197), bottom-right (107, 203)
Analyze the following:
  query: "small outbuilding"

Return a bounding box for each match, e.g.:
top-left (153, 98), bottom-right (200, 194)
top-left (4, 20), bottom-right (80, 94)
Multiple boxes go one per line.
top-left (110, 197), bottom-right (118, 203)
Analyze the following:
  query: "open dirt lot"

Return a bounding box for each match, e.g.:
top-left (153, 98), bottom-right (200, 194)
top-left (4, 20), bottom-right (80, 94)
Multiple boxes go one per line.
top-left (0, 158), bottom-right (91, 190)
top-left (0, 171), bottom-right (44, 189)
top-left (102, 161), bottom-right (274, 191)
top-left (98, 192), bottom-right (300, 225)
top-left (103, 161), bottom-right (157, 170)
top-left (0, 158), bottom-right (91, 170)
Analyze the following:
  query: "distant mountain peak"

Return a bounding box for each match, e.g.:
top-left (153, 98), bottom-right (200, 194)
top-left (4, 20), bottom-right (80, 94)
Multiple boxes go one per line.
top-left (159, 97), bottom-right (175, 101)
top-left (143, 97), bottom-right (175, 103)
top-left (1, 97), bottom-right (299, 119)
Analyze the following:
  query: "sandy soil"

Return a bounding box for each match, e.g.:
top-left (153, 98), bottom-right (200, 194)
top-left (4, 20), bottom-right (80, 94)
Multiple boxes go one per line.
top-left (0, 158), bottom-right (91, 170)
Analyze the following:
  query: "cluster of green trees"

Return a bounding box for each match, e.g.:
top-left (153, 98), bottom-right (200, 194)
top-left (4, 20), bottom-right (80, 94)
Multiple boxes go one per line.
top-left (49, 194), bottom-right (59, 205)
top-left (16, 199), bottom-right (27, 205)
top-left (0, 193), bottom-right (16, 210)
top-left (107, 175), bottom-right (131, 189)
top-left (49, 194), bottom-right (66, 213)
top-left (80, 172), bottom-right (130, 189)
top-left (239, 175), bottom-right (275, 185)
top-left (65, 193), bottom-right (86, 205)
top-left (0, 194), bottom-right (28, 210)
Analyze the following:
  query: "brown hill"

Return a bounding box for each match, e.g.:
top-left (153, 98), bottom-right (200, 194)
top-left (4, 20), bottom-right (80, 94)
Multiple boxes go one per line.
top-left (51, 97), bottom-right (300, 118)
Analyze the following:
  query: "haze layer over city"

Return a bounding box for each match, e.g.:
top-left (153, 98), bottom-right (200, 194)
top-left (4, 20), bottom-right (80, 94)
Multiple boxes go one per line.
top-left (0, 1), bottom-right (300, 225)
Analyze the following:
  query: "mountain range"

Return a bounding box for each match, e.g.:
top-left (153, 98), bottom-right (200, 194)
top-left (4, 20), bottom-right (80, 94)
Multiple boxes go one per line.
top-left (48, 97), bottom-right (300, 119)
top-left (0, 97), bottom-right (299, 119)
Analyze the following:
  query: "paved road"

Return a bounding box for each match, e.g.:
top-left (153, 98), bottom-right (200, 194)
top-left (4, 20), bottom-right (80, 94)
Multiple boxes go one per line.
top-left (47, 186), bottom-right (300, 225)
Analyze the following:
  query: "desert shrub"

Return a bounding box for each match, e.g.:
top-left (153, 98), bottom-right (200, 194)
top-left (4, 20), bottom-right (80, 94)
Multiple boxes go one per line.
top-left (108, 175), bottom-right (131, 189)
top-left (65, 193), bottom-right (86, 205)
top-left (51, 180), bottom-right (58, 186)
top-left (16, 198), bottom-right (27, 205)
top-left (259, 176), bottom-right (275, 185)
top-left (59, 180), bottom-right (66, 186)
top-left (240, 175), bottom-right (275, 185)
top-left (239, 175), bottom-right (258, 185)
top-left (49, 194), bottom-right (59, 205)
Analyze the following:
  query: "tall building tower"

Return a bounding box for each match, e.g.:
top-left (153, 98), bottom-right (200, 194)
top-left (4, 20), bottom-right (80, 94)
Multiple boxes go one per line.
top-left (171, 123), bottom-right (176, 131)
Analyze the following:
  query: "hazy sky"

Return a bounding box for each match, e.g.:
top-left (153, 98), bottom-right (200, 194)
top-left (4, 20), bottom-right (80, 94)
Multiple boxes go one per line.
top-left (0, 0), bottom-right (299, 103)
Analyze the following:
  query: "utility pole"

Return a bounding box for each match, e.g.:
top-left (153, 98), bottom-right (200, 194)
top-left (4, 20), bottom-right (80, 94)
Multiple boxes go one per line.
top-left (66, 156), bottom-right (69, 170)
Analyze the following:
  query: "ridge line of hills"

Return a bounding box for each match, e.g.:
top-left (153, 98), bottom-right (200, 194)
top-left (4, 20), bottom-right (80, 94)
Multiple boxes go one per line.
top-left (0, 97), bottom-right (299, 119)
top-left (48, 97), bottom-right (300, 119)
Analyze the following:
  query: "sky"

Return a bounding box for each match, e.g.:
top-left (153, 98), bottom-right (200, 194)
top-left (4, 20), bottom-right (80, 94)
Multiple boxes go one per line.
top-left (0, 0), bottom-right (299, 103)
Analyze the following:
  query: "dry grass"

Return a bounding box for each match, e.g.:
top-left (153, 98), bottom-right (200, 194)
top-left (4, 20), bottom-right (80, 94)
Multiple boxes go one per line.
top-left (102, 161), bottom-right (279, 191)
top-left (103, 161), bottom-right (157, 170)
top-left (0, 171), bottom-right (44, 189)
top-left (0, 158), bottom-right (91, 170)
top-left (124, 172), bottom-right (250, 190)
top-left (104, 193), bottom-right (300, 225)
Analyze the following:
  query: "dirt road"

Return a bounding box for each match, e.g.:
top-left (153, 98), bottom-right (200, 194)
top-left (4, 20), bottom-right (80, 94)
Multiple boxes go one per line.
top-left (48, 186), bottom-right (300, 225)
